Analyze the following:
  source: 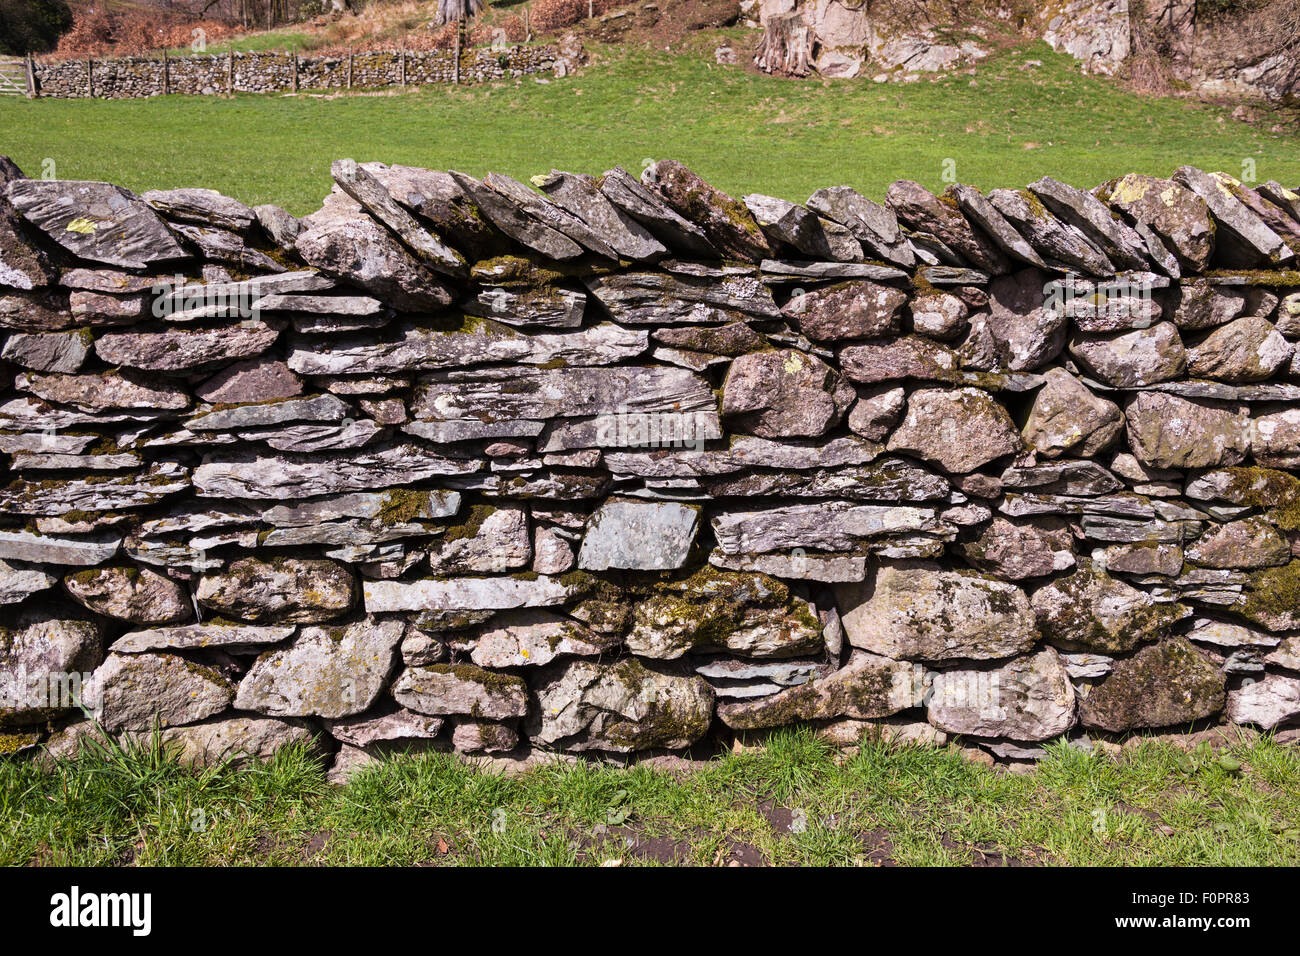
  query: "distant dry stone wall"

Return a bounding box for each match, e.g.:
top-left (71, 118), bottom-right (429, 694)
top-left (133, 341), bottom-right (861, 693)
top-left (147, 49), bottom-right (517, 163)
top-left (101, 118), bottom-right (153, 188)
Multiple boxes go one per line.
top-left (32, 45), bottom-right (565, 99)
top-left (3, 153), bottom-right (1300, 778)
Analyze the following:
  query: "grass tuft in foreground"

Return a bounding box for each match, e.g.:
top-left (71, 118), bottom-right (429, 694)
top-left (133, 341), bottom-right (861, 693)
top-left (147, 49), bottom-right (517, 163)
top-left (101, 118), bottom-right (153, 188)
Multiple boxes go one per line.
top-left (2, 727), bottom-right (1299, 866)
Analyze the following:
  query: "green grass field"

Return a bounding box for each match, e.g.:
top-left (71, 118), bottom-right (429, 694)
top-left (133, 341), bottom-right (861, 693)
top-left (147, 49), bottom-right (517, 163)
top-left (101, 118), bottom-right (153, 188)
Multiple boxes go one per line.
top-left (3, 38), bottom-right (1298, 216)
top-left (2, 728), bottom-right (1298, 866)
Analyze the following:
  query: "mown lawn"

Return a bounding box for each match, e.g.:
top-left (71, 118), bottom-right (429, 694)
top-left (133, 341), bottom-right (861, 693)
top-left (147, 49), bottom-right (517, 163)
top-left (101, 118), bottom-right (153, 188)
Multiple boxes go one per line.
top-left (2, 37), bottom-right (1297, 216)
top-left (2, 727), bottom-right (1298, 866)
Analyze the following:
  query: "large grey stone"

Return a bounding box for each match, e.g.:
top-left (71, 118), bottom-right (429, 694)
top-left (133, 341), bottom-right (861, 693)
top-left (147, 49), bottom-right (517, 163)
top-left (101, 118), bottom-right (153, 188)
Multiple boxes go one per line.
top-left (393, 664), bottom-right (528, 719)
top-left (721, 349), bottom-right (853, 438)
top-left (886, 387), bottom-right (1023, 473)
top-left (7, 180), bottom-right (187, 269)
top-left (1124, 392), bottom-right (1250, 470)
top-left (835, 562), bottom-right (1039, 662)
top-left (234, 619), bottom-right (403, 719)
top-left (63, 566), bottom-right (192, 625)
top-left (196, 558), bottom-right (355, 623)
top-left (927, 648), bottom-right (1076, 741)
top-left (527, 657), bottom-right (714, 752)
top-left (578, 500), bottom-right (700, 571)
top-left (1031, 563), bottom-right (1189, 654)
top-left (1078, 637), bottom-right (1226, 732)
top-left (84, 652), bottom-right (233, 732)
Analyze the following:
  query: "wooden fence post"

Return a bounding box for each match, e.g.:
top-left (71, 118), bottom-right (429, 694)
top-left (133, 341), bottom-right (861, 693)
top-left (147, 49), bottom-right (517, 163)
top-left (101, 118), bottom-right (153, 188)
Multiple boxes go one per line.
top-left (399, 44), bottom-right (406, 86)
top-left (162, 49), bottom-right (169, 95)
top-left (227, 50), bottom-right (234, 94)
top-left (347, 48), bottom-right (353, 89)
top-left (524, 6), bottom-right (531, 42)
top-left (86, 57), bottom-right (92, 98)
top-left (292, 51), bottom-right (299, 92)
top-left (453, 30), bottom-right (460, 85)
top-left (25, 53), bottom-right (36, 98)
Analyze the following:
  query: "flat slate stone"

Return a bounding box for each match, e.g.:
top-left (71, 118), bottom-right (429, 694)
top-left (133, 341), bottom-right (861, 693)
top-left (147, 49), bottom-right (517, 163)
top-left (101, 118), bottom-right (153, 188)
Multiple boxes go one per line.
top-left (7, 180), bottom-right (187, 269)
top-left (363, 575), bottom-right (575, 613)
top-left (193, 444), bottom-right (480, 499)
top-left (577, 500), bottom-right (700, 571)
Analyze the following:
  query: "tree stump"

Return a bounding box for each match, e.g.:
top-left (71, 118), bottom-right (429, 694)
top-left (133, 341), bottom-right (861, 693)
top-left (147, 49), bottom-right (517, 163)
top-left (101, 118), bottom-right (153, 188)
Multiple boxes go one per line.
top-left (754, 11), bottom-right (813, 77)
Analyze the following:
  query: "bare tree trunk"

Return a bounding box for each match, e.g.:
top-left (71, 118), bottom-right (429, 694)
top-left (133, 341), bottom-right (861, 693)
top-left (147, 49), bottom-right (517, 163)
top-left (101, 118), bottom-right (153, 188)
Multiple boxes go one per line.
top-left (754, 11), bottom-right (812, 77)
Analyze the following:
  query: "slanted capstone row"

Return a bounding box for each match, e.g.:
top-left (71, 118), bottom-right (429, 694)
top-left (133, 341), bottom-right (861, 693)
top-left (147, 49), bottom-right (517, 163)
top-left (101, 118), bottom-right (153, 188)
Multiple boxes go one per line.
top-left (2, 152), bottom-right (1300, 776)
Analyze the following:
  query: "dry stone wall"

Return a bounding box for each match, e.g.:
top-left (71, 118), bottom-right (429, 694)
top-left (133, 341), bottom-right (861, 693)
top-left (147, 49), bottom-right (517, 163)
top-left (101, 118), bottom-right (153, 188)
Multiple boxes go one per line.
top-left (32, 46), bottom-right (565, 99)
top-left (3, 154), bottom-right (1300, 776)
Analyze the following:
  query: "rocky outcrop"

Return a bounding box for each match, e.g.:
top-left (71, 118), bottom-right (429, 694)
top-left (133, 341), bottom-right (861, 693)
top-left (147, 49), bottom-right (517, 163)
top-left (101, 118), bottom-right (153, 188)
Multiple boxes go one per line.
top-left (3, 155), bottom-right (1299, 772)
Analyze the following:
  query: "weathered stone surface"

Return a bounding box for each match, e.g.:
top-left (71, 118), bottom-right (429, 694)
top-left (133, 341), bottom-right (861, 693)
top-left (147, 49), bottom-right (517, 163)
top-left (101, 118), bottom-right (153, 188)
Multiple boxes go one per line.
top-left (0, 462), bottom-right (189, 515)
top-left (1027, 176), bottom-right (1150, 272)
top-left (197, 558), bottom-right (355, 623)
top-left (484, 171), bottom-right (620, 259)
top-left (0, 560), bottom-right (57, 605)
top-left (143, 187), bottom-right (256, 233)
top-left (295, 202), bottom-right (455, 311)
top-left (414, 365), bottom-right (717, 429)
top-left (7, 180), bottom-right (187, 269)
top-left (835, 562), bottom-right (1039, 662)
top-left (708, 550), bottom-right (867, 582)
top-left (907, 291), bottom-right (967, 342)
top-left (1095, 174), bottom-right (1215, 271)
top-left (577, 500), bottom-right (699, 571)
top-left (63, 566), bottom-right (192, 625)
top-left (597, 165), bottom-right (715, 257)
top-left (187, 393), bottom-right (349, 431)
top-left (962, 517), bottom-right (1075, 580)
top-left (331, 160), bottom-right (467, 275)
top-left (1069, 322), bottom-right (1186, 386)
top-left (712, 501), bottom-right (950, 554)
top-left (16, 371), bottom-right (190, 412)
top-left (85, 652), bottom-right (232, 732)
top-left (445, 170), bottom-right (582, 260)
top-left (744, 194), bottom-right (861, 261)
top-left (1031, 564), bottom-right (1188, 654)
top-left (1265, 637), bottom-right (1300, 672)
top-left (839, 336), bottom-right (961, 384)
top-left (235, 619), bottom-right (403, 719)
top-left (95, 321), bottom-right (280, 372)
top-left (154, 715), bottom-right (316, 768)
top-left (986, 187), bottom-right (1114, 275)
top-left (1186, 517), bottom-right (1290, 570)
top-left (1186, 316), bottom-right (1292, 383)
top-left (949, 184), bottom-right (1046, 268)
top-left (886, 180), bottom-right (1008, 274)
top-left (364, 575), bottom-right (574, 613)
top-left (641, 161), bottom-right (770, 262)
top-left (721, 349), bottom-right (853, 438)
top-left (927, 648), bottom-right (1076, 741)
top-left (1078, 637), bottom-right (1227, 732)
top-left (290, 320), bottom-right (645, 377)
top-left (535, 169), bottom-right (667, 261)
top-left (470, 285), bottom-right (584, 329)
top-left (1227, 674), bottom-right (1300, 729)
top-left (625, 570), bottom-right (822, 660)
top-left (718, 652), bottom-right (918, 730)
top-left (193, 444), bottom-right (479, 499)
top-left (0, 530), bottom-right (120, 566)
top-left (253, 204), bottom-right (301, 251)
top-left (1098, 541), bottom-right (1185, 577)
top-left (110, 623), bottom-right (294, 654)
top-left (848, 385), bottom-right (906, 441)
top-left (1235, 562), bottom-right (1300, 631)
top-left (1170, 279), bottom-right (1248, 331)
top-left (886, 387), bottom-right (1022, 473)
top-left (452, 719), bottom-right (518, 753)
top-left (1, 330), bottom-right (91, 373)
top-left (468, 610), bottom-right (617, 668)
top-left (806, 185), bottom-right (915, 268)
top-left (0, 204), bottom-right (57, 290)
top-left (1172, 167), bottom-right (1294, 267)
top-left (427, 504), bottom-right (531, 574)
top-left (584, 269), bottom-right (779, 325)
top-left (0, 609), bottom-right (102, 725)
top-left (1022, 368), bottom-right (1124, 458)
top-left (393, 664), bottom-right (528, 719)
top-left (984, 268), bottom-right (1067, 370)
top-left (527, 657), bottom-right (714, 752)
top-left (784, 280), bottom-right (907, 342)
top-left (1124, 392), bottom-right (1250, 470)
top-left (325, 707), bottom-right (444, 747)
top-left (702, 457), bottom-right (949, 502)
top-left (1251, 407), bottom-right (1300, 470)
